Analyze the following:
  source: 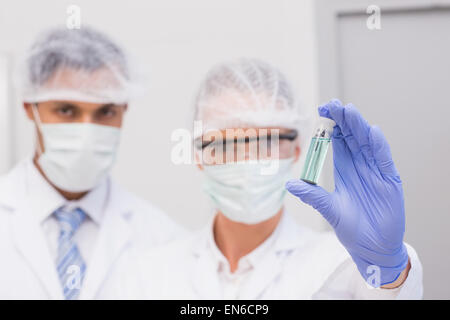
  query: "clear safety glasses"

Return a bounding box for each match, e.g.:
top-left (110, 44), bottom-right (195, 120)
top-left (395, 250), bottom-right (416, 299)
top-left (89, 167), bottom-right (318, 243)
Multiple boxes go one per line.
top-left (195, 129), bottom-right (298, 165)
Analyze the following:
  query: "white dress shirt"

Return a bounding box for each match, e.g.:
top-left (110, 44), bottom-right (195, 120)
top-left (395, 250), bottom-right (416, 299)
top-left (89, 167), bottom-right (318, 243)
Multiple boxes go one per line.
top-left (207, 216), bottom-right (280, 300)
top-left (26, 158), bottom-right (109, 266)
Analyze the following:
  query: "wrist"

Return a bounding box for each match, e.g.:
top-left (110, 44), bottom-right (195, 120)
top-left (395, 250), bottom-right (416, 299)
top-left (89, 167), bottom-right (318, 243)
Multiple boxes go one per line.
top-left (352, 243), bottom-right (409, 287)
top-left (381, 257), bottom-right (411, 289)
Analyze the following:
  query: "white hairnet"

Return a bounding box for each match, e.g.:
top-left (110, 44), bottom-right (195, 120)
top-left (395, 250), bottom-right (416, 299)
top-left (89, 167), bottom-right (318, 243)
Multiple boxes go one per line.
top-left (193, 58), bottom-right (302, 138)
top-left (16, 26), bottom-right (133, 104)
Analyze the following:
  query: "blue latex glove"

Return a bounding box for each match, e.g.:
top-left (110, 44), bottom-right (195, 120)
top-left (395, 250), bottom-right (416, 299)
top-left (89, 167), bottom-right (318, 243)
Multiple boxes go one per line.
top-left (286, 99), bottom-right (409, 286)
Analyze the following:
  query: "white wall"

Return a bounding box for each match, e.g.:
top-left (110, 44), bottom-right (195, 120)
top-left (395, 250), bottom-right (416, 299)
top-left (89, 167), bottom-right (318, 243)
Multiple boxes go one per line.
top-left (0, 0), bottom-right (326, 231)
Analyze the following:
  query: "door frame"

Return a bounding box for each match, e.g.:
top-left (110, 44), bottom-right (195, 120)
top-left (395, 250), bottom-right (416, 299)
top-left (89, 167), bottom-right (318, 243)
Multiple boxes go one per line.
top-left (0, 54), bottom-right (13, 173)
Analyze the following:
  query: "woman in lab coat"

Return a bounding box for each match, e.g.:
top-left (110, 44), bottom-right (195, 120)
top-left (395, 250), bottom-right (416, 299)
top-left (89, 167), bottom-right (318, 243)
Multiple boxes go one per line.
top-left (126, 58), bottom-right (423, 299)
top-left (0, 26), bottom-right (183, 299)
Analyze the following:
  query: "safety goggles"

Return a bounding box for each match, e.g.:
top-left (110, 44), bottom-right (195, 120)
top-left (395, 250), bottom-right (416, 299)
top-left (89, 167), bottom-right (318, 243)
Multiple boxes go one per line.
top-left (195, 129), bottom-right (298, 164)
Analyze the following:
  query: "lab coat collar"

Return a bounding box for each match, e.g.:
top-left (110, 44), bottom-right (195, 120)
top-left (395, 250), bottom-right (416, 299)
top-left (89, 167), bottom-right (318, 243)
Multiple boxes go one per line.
top-left (78, 179), bottom-right (133, 300)
top-left (0, 160), bottom-right (64, 299)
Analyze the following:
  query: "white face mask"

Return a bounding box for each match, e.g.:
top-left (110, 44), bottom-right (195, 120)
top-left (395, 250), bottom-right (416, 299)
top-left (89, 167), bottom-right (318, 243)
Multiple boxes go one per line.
top-left (32, 104), bottom-right (121, 193)
top-left (202, 158), bottom-right (294, 224)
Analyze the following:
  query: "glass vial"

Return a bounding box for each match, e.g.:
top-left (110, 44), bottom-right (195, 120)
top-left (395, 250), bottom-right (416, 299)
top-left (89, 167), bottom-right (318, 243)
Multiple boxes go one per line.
top-left (300, 117), bottom-right (336, 185)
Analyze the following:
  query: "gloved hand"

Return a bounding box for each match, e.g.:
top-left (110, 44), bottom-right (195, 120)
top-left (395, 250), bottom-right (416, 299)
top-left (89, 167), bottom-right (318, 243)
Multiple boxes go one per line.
top-left (286, 99), bottom-right (409, 287)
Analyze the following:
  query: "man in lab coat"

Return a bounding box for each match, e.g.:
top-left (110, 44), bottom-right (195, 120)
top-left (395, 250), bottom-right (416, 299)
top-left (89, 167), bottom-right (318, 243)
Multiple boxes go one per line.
top-left (0, 26), bottom-right (183, 299)
top-left (127, 58), bottom-right (423, 299)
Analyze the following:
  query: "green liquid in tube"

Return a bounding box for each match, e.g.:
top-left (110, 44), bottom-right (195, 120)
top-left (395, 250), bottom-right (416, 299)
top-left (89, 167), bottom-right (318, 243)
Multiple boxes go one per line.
top-left (300, 117), bottom-right (335, 185)
top-left (300, 137), bottom-right (331, 184)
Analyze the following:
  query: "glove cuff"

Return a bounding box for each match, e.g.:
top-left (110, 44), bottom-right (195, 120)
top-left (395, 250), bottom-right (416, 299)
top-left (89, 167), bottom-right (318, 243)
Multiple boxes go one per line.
top-left (352, 243), bottom-right (409, 287)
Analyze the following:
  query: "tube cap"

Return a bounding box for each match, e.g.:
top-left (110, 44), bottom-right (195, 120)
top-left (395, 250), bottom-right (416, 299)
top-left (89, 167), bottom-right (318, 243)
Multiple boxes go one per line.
top-left (319, 117), bottom-right (336, 131)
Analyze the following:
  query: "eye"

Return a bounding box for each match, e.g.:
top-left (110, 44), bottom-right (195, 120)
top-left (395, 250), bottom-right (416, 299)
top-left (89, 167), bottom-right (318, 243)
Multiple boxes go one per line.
top-left (98, 106), bottom-right (117, 118)
top-left (56, 105), bottom-right (76, 117)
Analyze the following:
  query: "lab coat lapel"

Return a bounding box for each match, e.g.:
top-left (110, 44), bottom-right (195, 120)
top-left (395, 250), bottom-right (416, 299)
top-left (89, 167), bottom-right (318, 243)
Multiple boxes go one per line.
top-left (9, 185), bottom-right (63, 299)
top-left (190, 230), bottom-right (222, 299)
top-left (240, 212), bottom-right (305, 299)
top-left (192, 254), bottom-right (223, 299)
top-left (78, 182), bottom-right (132, 300)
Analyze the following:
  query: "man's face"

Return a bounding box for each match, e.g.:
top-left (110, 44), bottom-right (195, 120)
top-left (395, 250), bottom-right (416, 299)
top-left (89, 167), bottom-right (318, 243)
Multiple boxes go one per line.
top-left (24, 100), bottom-right (127, 154)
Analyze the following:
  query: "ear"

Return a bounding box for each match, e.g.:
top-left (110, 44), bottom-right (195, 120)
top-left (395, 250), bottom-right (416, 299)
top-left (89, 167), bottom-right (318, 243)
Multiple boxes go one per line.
top-left (123, 104), bottom-right (128, 112)
top-left (24, 103), bottom-right (34, 121)
top-left (195, 152), bottom-right (204, 171)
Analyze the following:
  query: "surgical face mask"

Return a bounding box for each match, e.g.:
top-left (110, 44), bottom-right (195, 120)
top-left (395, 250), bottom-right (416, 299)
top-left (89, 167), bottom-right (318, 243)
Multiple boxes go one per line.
top-left (202, 158), bottom-right (294, 224)
top-left (32, 104), bottom-right (121, 193)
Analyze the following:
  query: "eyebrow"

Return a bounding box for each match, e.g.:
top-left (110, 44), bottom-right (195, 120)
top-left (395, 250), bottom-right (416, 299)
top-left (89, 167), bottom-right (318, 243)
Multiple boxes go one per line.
top-left (54, 102), bottom-right (79, 108)
top-left (98, 103), bottom-right (116, 108)
top-left (96, 103), bottom-right (126, 111)
top-left (53, 102), bottom-right (120, 110)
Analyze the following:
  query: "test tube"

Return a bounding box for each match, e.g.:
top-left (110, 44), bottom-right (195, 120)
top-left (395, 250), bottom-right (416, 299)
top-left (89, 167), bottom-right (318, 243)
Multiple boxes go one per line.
top-left (300, 117), bottom-right (336, 185)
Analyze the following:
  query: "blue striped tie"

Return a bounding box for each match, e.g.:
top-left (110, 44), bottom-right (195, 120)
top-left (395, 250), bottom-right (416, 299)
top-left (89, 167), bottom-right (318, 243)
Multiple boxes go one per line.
top-left (54, 207), bottom-right (87, 300)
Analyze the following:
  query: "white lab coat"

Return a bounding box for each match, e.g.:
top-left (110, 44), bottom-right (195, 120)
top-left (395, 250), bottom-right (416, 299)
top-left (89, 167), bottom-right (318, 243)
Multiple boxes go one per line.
top-left (118, 210), bottom-right (423, 299)
top-left (0, 160), bottom-right (185, 299)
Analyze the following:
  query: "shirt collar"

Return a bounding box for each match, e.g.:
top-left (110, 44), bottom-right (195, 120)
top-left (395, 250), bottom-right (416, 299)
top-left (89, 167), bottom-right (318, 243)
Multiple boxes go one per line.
top-left (26, 158), bottom-right (109, 225)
